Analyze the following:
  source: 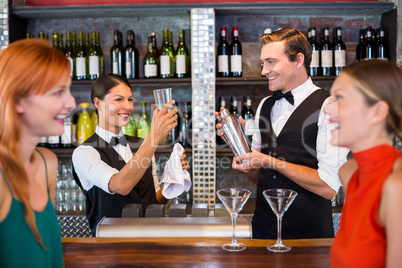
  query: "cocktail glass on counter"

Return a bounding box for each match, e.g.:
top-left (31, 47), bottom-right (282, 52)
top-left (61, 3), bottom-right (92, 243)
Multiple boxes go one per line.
top-left (263, 188), bottom-right (298, 253)
top-left (217, 188), bottom-right (251, 252)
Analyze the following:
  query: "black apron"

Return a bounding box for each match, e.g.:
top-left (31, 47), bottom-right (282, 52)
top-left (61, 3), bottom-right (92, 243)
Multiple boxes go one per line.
top-left (72, 134), bottom-right (157, 236)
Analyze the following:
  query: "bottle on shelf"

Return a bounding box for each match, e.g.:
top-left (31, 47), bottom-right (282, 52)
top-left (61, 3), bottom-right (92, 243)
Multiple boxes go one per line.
top-left (217, 26), bottom-right (230, 77)
top-left (355, 29), bottom-right (365, 62)
top-left (77, 103), bottom-right (93, 145)
top-left (71, 32), bottom-right (77, 55)
top-left (175, 29), bottom-right (190, 78)
top-left (64, 32), bottom-right (76, 80)
top-left (88, 31), bottom-right (102, 80)
top-left (122, 114), bottom-right (136, 137)
top-left (61, 116), bottom-right (73, 148)
top-left (363, 27), bottom-right (376, 60)
top-left (52, 32), bottom-right (60, 51)
top-left (84, 32), bottom-right (91, 56)
top-left (111, 30), bottom-right (124, 76)
top-left (151, 32), bottom-right (160, 76)
top-left (320, 27), bottom-right (333, 76)
top-left (96, 31), bottom-right (105, 75)
top-left (124, 30), bottom-right (139, 79)
top-left (230, 26), bottom-right (242, 77)
top-left (75, 31), bottom-right (88, 80)
top-left (90, 110), bottom-right (98, 135)
top-left (144, 36), bottom-right (158, 79)
top-left (160, 29), bottom-right (174, 78)
top-left (241, 96), bottom-right (255, 144)
top-left (39, 136), bottom-right (49, 147)
top-left (58, 33), bottom-right (64, 53)
top-left (229, 96), bottom-right (239, 118)
top-left (376, 27), bottom-right (388, 61)
top-left (309, 27), bottom-right (320, 77)
top-left (180, 102), bottom-right (192, 147)
top-left (216, 96), bottom-right (227, 146)
top-left (333, 27), bottom-right (346, 76)
top-left (48, 135), bottom-right (60, 148)
top-left (137, 102), bottom-right (151, 139)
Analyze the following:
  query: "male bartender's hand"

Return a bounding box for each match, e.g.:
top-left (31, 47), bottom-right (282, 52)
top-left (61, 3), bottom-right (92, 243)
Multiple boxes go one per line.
top-left (233, 152), bottom-right (276, 173)
top-left (214, 107), bottom-right (246, 142)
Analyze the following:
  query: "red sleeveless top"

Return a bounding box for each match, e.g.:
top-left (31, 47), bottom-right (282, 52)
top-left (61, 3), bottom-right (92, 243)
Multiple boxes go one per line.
top-left (331, 144), bottom-right (402, 268)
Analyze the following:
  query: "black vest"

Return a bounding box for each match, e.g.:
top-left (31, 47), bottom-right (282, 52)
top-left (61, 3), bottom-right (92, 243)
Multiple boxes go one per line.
top-left (72, 134), bottom-right (157, 236)
top-left (253, 89), bottom-right (334, 239)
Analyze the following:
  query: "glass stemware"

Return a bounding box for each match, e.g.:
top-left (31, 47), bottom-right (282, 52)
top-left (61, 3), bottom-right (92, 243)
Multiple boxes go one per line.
top-left (263, 188), bottom-right (298, 253)
top-left (217, 188), bottom-right (251, 252)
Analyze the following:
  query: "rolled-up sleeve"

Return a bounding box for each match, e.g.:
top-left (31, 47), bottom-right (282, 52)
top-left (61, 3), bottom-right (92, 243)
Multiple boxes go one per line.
top-left (72, 145), bottom-right (119, 194)
top-left (316, 98), bottom-right (349, 192)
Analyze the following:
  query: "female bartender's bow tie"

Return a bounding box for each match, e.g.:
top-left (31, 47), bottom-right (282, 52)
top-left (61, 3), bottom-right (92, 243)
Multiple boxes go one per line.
top-left (110, 136), bottom-right (128, 146)
top-left (272, 90), bottom-right (294, 105)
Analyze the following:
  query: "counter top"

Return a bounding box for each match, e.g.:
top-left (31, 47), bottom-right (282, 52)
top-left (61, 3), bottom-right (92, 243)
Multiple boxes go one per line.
top-left (62, 237), bottom-right (333, 267)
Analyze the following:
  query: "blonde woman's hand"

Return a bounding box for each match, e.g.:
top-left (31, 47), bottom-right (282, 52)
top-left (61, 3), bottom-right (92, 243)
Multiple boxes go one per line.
top-left (181, 150), bottom-right (190, 171)
top-left (150, 100), bottom-right (178, 145)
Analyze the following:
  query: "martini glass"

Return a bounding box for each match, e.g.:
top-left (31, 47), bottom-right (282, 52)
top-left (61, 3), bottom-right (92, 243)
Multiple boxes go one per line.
top-left (263, 188), bottom-right (298, 253)
top-left (217, 188), bottom-right (251, 252)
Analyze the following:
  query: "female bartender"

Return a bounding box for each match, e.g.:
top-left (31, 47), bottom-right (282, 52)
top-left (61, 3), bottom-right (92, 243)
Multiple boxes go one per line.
top-left (72, 74), bottom-right (189, 236)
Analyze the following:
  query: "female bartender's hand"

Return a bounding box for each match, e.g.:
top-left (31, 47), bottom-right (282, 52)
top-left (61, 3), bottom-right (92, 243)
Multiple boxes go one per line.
top-left (149, 100), bottom-right (178, 145)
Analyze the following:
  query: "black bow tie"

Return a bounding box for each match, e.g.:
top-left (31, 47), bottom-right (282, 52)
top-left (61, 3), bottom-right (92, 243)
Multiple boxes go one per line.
top-left (272, 90), bottom-right (294, 105)
top-left (109, 136), bottom-right (128, 147)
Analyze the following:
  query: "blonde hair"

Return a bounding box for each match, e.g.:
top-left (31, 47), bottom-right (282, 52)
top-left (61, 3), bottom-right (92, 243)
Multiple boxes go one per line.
top-left (341, 60), bottom-right (402, 140)
top-left (0, 39), bottom-right (70, 246)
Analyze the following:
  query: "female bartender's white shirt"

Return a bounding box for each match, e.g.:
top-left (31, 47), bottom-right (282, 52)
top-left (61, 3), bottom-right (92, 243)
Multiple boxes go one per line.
top-left (249, 78), bottom-right (349, 192)
top-left (72, 126), bottom-right (160, 194)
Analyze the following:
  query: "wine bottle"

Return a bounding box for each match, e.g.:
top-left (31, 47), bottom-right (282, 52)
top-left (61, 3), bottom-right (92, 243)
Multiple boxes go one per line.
top-left (363, 27), bottom-right (376, 60)
top-left (137, 102), bottom-right (151, 139)
top-left (160, 29), bottom-right (174, 78)
top-left (125, 30), bottom-right (139, 79)
top-left (151, 32), bottom-right (160, 75)
top-left (217, 26), bottom-right (230, 77)
top-left (84, 32), bottom-right (91, 56)
top-left (52, 32), bottom-right (60, 50)
top-left (320, 27), bottom-right (333, 76)
top-left (111, 30), bottom-right (124, 76)
top-left (58, 33), bottom-right (64, 53)
top-left (64, 32), bottom-right (76, 80)
top-left (180, 102), bottom-right (192, 147)
top-left (355, 29), bottom-right (365, 62)
top-left (309, 27), bottom-right (320, 76)
top-left (96, 31), bottom-right (105, 75)
top-left (61, 116), bottom-right (73, 148)
top-left (122, 114), bottom-right (136, 137)
top-left (77, 103), bottom-right (93, 145)
top-left (75, 31), bottom-right (88, 80)
top-left (88, 31), bottom-right (101, 80)
top-left (144, 36), bottom-right (158, 78)
top-left (376, 27), bottom-right (388, 60)
top-left (333, 27), bottom-right (346, 76)
top-left (72, 32), bottom-right (77, 55)
top-left (216, 96), bottom-right (227, 146)
top-left (241, 96), bottom-right (255, 144)
top-left (175, 29), bottom-right (190, 78)
top-left (230, 26), bottom-right (242, 77)
top-left (48, 135), bottom-right (60, 148)
top-left (229, 96), bottom-right (239, 118)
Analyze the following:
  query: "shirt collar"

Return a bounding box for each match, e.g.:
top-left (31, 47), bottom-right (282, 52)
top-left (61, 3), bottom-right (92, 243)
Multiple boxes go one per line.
top-left (95, 125), bottom-right (124, 144)
top-left (287, 77), bottom-right (320, 107)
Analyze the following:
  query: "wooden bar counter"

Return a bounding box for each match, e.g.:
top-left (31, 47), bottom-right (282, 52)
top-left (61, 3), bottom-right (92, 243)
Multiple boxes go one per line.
top-left (62, 237), bottom-right (333, 267)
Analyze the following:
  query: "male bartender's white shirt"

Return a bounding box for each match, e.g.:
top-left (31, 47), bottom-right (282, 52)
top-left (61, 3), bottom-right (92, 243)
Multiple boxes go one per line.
top-left (250, 77), bottom-right (349, 192)
top-left (72, 125), bottom-right (160, 194)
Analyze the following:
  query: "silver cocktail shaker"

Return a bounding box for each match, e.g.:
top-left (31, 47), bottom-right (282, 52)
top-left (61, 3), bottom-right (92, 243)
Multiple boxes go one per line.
top-left (219, 109), bottom-right (250, 160)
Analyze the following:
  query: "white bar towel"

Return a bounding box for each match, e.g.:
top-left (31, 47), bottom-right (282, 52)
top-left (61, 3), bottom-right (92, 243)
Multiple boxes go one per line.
top-left (160, 143), bottom-right (192, 199)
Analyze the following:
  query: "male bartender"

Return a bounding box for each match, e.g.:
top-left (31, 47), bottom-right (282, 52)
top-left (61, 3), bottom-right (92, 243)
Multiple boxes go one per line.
top-left (224, 28), bottom-right (348, 239)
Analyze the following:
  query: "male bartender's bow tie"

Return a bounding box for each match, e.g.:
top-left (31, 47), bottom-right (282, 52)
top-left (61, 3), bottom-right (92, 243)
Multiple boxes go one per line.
top-left (272, 90), bottom-right (294, 105)
top-left (110, 136), bottom-right (128, 147)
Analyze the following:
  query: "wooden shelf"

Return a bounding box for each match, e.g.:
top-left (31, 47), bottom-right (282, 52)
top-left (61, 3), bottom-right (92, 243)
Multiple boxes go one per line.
top-left (11, 2), bottom-right (395, 19)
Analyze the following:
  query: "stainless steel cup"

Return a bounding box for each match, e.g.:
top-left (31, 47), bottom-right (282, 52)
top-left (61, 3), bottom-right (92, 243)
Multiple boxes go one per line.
top-left (219, 109), bottom-right (250, 161)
